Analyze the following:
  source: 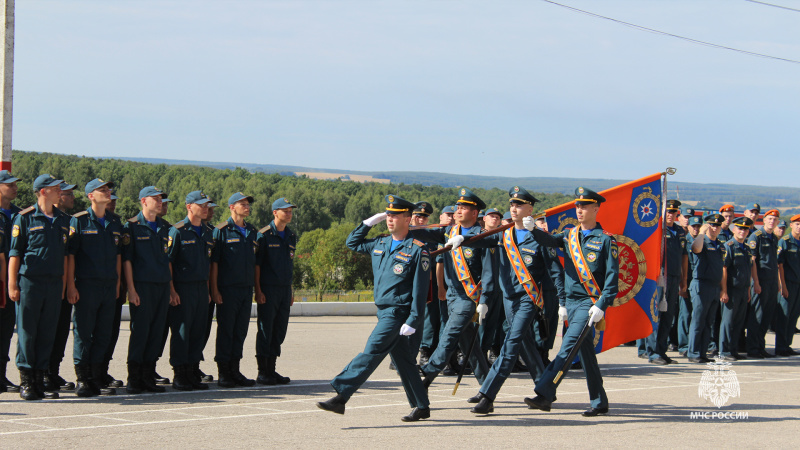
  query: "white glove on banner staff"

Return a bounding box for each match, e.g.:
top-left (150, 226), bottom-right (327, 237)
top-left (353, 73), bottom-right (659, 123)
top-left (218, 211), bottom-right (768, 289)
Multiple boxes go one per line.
top-left (445, 235), bottom-right (464, 250)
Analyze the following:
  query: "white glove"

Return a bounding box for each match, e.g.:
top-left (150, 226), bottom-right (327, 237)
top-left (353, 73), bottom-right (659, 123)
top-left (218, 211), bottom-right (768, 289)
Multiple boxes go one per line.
top-left (558, 305), bottom-right (568, 322)
top-left (445, 235), bottom-right (465, 250)
top-left (658, 299), bottom-right (668, 312)
top-left (522, 216), bottom-right (536, 231)
top-left (363, 212), bottom-right (387, 227)
top-left (399, 324), bottom-right (416, 336)
top-left (588, 305), bottom-right (604, 324)
top-left (476, 303), bottom-right (488, 325)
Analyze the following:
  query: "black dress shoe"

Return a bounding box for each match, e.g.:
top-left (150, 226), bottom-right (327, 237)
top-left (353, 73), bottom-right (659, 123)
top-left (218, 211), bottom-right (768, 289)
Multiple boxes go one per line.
top-left (731, 352), bottom-right (746, 360)
top-left (760, 350), bottom-right (776, 358)
top-left (467, 392), bottom-right (482, 404)
top-left (524, 395), bottom-right (551, 412)
top-left (678, 351), bottom-right (687, 357)
top-left (787, 349), bottom-right (799, 356)
top-left (401, 407), bottom-right (430, 422)
top-left (746, 352), bottom-right (764, 359)
top-left (687, 357), bottom-right (710, 363)
top-left (470, 396), bottom-right (494, 414)
top-left (649, 357), bottom-right (669, 365)
top-left (582, 406), bottom-right (609, 417)
top-left (668, 344), bottom-right (679, 352)
top-left (317, 394), bottom-right (346, 415)
top-left (719, 355), bottom-right (737, 362)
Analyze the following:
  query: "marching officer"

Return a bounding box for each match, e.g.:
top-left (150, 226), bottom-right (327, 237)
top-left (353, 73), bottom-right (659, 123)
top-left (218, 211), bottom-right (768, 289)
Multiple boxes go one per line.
top-left (9, 174), bottom-right (70, 400)
top-left (719, 217), bottom-right (753, 360)
top-left (254, 197), bottom-right (298, 385)
top-left (211, 192), bottom-right (258, 387)
top-left (524, 187), bottom-right (618, 417)
top-left (747, 209), bottom-right (780, 358)
top-left (645, 199), bottom-right (687, 365)
top-left (412, 201), bottom-right (440, 366)
top-left (0, 170), bottom-right (20, 393)
top-left (166, 190), bottom-right (214, 390)
top-left (775, 215), bottom-right (800, 356)
top-left (66, 178), bottom-right (120, 396)
top-left (478, 208), bottom-right (506, 364)
top-left (678, 215), bottom-right (701, 356)
top-left (121, 186), bottom-right (172, 394)
top-left (317, 195), bottom-right (431, 421)
top-left (687, 214), bottom-right (725, 363)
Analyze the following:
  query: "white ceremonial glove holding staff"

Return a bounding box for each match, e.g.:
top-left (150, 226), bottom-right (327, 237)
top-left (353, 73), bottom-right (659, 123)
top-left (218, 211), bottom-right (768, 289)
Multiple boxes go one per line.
top-left (522, 216), bottom-right (536, 231)
top-left (476, 303), bottom-right (488, 325)
top-left (399, 324), bottom-right (416, 336)
top-left (363, 212), bottom-right (387, 227)
top-left (445, 235), bottom-right (465, 250)
top-left (589, 305), bottom-right (604, 324)
top-left (558, 306), bottom-right (568, 322)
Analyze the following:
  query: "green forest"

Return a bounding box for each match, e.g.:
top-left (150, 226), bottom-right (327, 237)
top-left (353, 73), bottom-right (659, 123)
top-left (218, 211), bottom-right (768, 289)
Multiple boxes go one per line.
top-left (9, 151), bottom-right (572, 292)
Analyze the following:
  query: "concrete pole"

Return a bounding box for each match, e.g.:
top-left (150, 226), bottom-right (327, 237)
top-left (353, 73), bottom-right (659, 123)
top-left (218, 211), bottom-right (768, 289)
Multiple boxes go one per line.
top-left (0, 0), bottom-right (13, 171)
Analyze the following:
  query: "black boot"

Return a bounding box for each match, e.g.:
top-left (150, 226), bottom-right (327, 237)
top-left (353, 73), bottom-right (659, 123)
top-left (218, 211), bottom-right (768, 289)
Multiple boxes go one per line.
top-left (19, 368), bottom-right (41, 401)
top-left (418, 347), bottom-right (431, 366)
top-left (126, 362), bottom-right (144, 394)
top-left (75, 365), bottom-right (95, 398)
top-left (187, 364), bottom-right (208, 390)
top-left (172, 365), bottom-right (193, 391)
top-left (195, 363), bottom-right (213, 382)
top-left (401, 407), bottom-right (430, 422)
top-left (256, 356), bottom-right (274, 385)
top-left (217, 362), bottom-right (236, 388)
top-left (470, 394), bottom-right (494, 414)
top-left (141, 362), bottom-right (166, 393)
top-left (35, 370), bottom-right (59, 399)
top-left (270, 356), bottom-right (290, 385)
top-left (152, 364), bottom-right (170, 385)
top-left (45, 363), bottom-right (75, 391)
top-left (1, 362), bottom-right (20, 392)
top-left (231, 359), bottom-right (255, 387)
top-left (316, 393), bottom-right (347, 414)
top-left (467, 392), bottom-right (482, 404)
top-left (91, 364), bottom-right (116, 395)
top-left (104, 361), bottom-right (124, 388)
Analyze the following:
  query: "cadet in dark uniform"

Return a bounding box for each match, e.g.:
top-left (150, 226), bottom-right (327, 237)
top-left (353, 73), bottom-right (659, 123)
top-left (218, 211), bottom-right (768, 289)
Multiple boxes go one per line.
top-left (413, 201), bottom-right (439, 366)
top-left (211, 192), bottom-right (258, 387)
top-left (67, 179), bottom-right (120, 396)
top-left (317, 195), bottom-right (431, 421)
top-left (196, 200), bottom-right (217, 383)
top-left (254, 197), bottom-right (297, 385)
top-left (102, 190), bottom-right (125, 389)
top-left (45, 181), bottom-right (78, 392)
top-left (478, 208), bottom-right (506, 364)
top-left (775, 215), bottom-right (800, 356)
top-left (166, 190), bottom-right (213, 390)
top-left (525, 187), bottom-right (618, 417)
top-left (678, 214), bottom-right (701, 356)
top-left (411, 189), bottom-right (493, 389)
top-left (747, 209), bottom-right (780, 358)
top-left (121, 186), bottom-right (172, 394)
top-left (153, 193), bottom-right (173, 386)
top-left (9, 174), bottom-right (70, 400)
top-left (687, 214), bottom-right (725, 363)
top-left (646, 200), bottom-right (687, 364)
top-left (467, 187), bottom-right (563, 415)
top-left (0, 170), bottom-right (20, 393)
top-left (719, 217), bottom-right (753, 360)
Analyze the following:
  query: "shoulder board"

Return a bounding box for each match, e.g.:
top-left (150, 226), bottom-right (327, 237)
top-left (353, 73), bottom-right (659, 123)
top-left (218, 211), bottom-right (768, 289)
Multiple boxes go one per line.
top-left (19, 206), bottom-right (35, 215)
top-left (73, 210), bottom-right (89, 218)
top-left (413, 239), bottom-right (424, 247)
top-left (783, 235), bottom-right (791, 241)
top-left (259, 225), bottom-right (271, 234)
top-left (216, 221), bottom-right (228, 230)
top-left (128, 216), bottom-right (139, 223)
top-left (602, 230), bottom-right (614, 237)
top-left (753, 230), bottom-right (763, 237)
top-left (174, 220), bottom-right (185, 229)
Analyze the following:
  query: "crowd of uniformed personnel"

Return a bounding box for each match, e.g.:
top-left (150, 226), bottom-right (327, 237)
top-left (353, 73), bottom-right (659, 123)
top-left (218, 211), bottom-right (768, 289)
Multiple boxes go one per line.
top-left (0, 171), bottom-right (298, 400)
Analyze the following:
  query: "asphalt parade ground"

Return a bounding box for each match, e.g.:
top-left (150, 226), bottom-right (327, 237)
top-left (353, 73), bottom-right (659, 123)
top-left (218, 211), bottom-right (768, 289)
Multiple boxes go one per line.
top-left (1, 316), bottom-right (799, 448)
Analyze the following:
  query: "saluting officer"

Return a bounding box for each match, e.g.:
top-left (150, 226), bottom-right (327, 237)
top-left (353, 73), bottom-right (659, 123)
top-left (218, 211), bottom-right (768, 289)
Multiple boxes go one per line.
top-left (254, 197), bottom-right (298, 385)
top-left (775, 215), bottom-right (800, 356)
top-left (747, 209), bottom-right (780, 358)
top-left (524, 187), bottom-right (618, 417)
top-left (719, 205), bottom-right (735, 242)
top-left (719, 217), bottom-right (754, 360)
top-left (211, 192), bottom-right (258, 387)
top-left (9, 174), bottom-right (70, 400)
top-left (686, 214), bottom-right (725, 363)
top-left (121, 186), bottom-right (172, 394)
top-left (0, 170), bottom-right (20, 393)
top-left (317, 195), bottom-right (431, 422)
top-left (411, 189), bottom-right (493, 389)
top-left (66, 178), bottom-right (120, 396)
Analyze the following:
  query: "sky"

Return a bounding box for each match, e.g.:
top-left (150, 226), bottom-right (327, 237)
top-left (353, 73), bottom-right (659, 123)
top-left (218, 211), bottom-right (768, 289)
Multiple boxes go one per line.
top-left (11, 0), bottom-right (800, 187)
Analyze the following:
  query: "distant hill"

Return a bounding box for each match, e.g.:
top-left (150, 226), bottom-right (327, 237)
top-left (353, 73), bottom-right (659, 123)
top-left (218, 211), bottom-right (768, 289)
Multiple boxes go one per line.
top-left (108, 156), bottom-right (800, 216)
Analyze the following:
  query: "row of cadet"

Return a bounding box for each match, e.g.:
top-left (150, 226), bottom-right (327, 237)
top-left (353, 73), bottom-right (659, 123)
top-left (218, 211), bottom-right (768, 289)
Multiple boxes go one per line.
top-left (0, 171), bottom-right (298, 400)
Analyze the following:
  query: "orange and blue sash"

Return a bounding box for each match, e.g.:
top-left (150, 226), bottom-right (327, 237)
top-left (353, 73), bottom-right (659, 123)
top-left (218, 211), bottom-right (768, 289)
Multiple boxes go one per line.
top-left (567, 227), bottom-right (602, 302)
top-left (502, 228), bottom-right (543, 309)
top-left (448, 225), bottom-right (481, 302)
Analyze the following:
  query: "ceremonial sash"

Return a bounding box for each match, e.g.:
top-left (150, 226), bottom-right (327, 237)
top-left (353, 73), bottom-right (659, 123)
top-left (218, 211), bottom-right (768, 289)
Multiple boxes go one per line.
top-left (502, 228), bottom-right (543, 309)
top-left (567, 227), bottom-right (602, 302)
top-left (448, 225), bottom-right (481, 302)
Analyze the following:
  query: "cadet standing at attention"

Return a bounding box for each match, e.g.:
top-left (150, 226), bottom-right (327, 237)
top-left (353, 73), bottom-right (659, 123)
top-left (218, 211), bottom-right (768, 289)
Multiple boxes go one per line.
top-left (66, 179), bottom-right (120, 396)
top-left (687, 214), bottom-right (725, 363)
top-left (166, 191), bottom-right (214, 391)
top-left (254, 197), bottom-right (298, 385)
top-left (747, 209), bottom-right (780, 358)
top-left (0, 170), bottom-right (20, 393)
top-left (678, 214), bottom-right (701, 357)
top-left (775, 215), bottom-right (800, 356)
top-left (719, 217), bottom-right (753, 360)
top-left (102, 190), bottom-right (126, 389)
top-left (524, 187), bottom-right (618, 417)
top-left (211, 192), bottom-right (258, 387)
top-left (9, 174), bottom-right (70, 400)
top-left (197, 200), bottom-right (218, 383)
top-left (317, 195), bottom-right (431, 421)
top-left (122, 186), bottom-right (172, 394)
